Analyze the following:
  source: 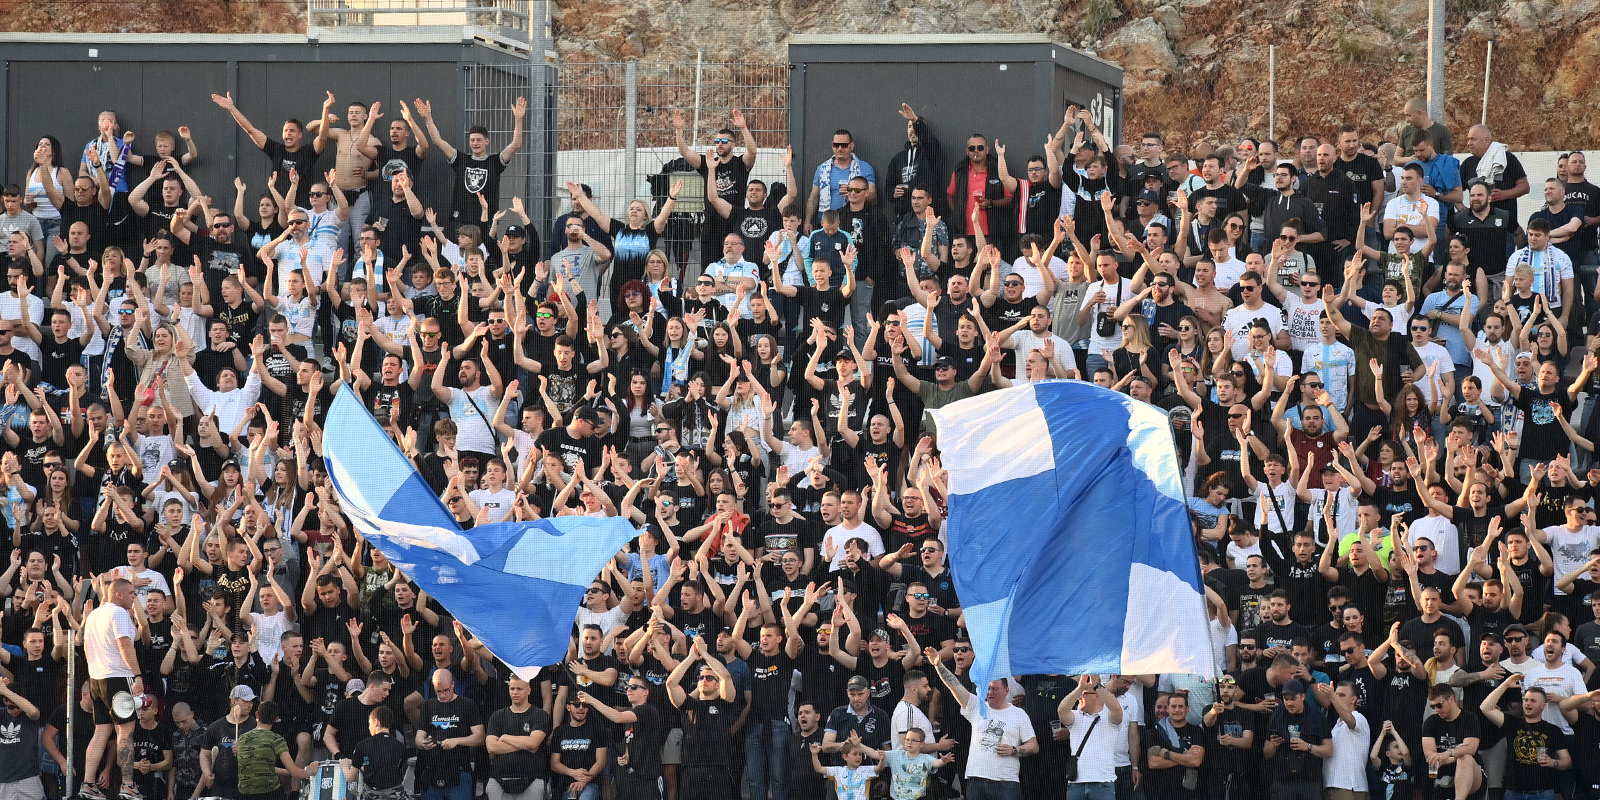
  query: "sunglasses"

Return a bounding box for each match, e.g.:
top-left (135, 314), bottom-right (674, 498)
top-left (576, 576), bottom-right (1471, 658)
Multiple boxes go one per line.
top-left (1300, 282), bottom-right (1320, 288)
top-left (713, 138), bottom-right (732, 144)
top-left (1302, 383), bottom-right (1322, 389)
top-left (419, 331), bottom-right (441, 337)
top-left (1226, 223), bottom-right (1244, 229)
top-left (289, 219), bottom-right (308, 225)
top-left (1411, 326), bottom-right (1431, 332)
top-left (845, 187), bottom-right (865, 194)
top-left (536, 312), bottom-right (554, 319)
top-left (1505, 636), bottom-right (1526, 642)
top-left (699, 675), bottom-right (719, 682)
top-left (1340, 646), bottom-right (1358, 655)
top-left (308, 191), bottom-right (328, 198)
top-left (953, 647), bottom-right (972, 653)
top-left (832, 142), bottom-right (851, 149)
top-left (1121, 324), bottom-right (1135, 330)
top-left (1238, 644), bottom-right (1257, 649)
top-left (1002, 281), bottom-right (1023, 287)
top-left (909, 593), bottom-right (930, 599)
top-left (1278, 235), bottom-right (1297, 241)
top-left (1154, 281), bottom-right (1174, 288)
top-left (967, 145), bottom-right (987, 152)
top-left (586, 587), bottom-right (604, 594)
top-left (655, 428), bottom-right (673, 434)
top-left (920, 547), bottom-right (940, 554)
top-left (213, 221), bottom-right (235, 228)
top-left (1027, 166), bottom-right (1046, 172)
top-left (1178, 325), bottom-right (1194, 331)
top-left (1429, 702), bottom-right (1445, 710)
top-left (1228, 413), bottom-right (1246, 419)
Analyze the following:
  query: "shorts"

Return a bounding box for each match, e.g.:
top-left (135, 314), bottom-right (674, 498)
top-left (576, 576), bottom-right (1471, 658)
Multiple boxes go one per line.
top-left (0, 777), bottom-right (47, 800)
top-left (660, 728), bottom-right (683, 766)
top-left (89, 677), bottom-right (135, 725)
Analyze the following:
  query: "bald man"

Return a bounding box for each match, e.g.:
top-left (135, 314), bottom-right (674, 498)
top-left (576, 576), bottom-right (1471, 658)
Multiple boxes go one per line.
top-left (1400, 98), bottom-right (1453, 158)
top-left (415, 669), bottom-right (485, 800)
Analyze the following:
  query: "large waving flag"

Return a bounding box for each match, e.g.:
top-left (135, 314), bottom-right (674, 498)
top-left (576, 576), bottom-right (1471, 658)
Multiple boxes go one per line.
top-left (928, 381), bottom-right (1213, 696)
top-left (321, 390), bottom-right (639, 679)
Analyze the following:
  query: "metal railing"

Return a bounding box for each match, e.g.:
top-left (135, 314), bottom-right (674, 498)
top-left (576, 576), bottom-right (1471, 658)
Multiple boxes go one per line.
top-left (466, 58), bottom-right (791, 278)
top-left (307, 0), bottom-right (535, 42)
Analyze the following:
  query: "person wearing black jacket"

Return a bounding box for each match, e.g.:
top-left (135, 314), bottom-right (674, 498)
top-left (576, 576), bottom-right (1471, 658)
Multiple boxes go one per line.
top-left (786, 702), bottom-right (829, 800)
top-left (948, 136), bottom-right (1016, 259)
top-left (883, 104), bottom-right (946, 221)
top-left (839, 178), bottom-right (895, 302)
top-left (1240, 162), bottom-right (1330, 282)
top-left (1301, 145), bottom-right (1361, 287)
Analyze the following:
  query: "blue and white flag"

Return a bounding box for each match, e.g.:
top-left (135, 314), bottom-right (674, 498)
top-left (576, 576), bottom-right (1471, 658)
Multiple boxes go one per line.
top-left (928, 381), bottom-right (1213, 694)
top-left (321, 390), bottom-right (639, 679)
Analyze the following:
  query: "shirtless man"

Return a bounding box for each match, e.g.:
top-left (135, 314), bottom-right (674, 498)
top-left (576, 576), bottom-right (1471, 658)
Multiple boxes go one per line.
top-left (1182, 258), bottom-right (1234, 328)
top-left (308, 92), bottom-right (382, 255)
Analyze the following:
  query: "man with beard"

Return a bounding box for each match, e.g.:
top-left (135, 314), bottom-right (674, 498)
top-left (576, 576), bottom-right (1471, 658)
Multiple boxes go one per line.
top-left (1450, 181), bottom-right (1515, 297)
top-left (884, 104), bottom-right (946, 220)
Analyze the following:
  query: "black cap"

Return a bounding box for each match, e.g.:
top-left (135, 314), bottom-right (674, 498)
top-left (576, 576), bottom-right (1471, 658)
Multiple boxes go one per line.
top-left (505, 224), bottom-right (528, 238)
top-left (933, 356), bottom-right (957, 370)
top-left (167, 458), bottom-right (189, 471)
top-left (1137, 189), bottom-right (1162, 204)
top-left (575, 406), bottom-right (604, 425)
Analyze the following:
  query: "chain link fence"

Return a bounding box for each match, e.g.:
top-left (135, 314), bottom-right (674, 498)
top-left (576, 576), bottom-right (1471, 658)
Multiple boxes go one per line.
top-left (466, 59), bottom-right (790, 290)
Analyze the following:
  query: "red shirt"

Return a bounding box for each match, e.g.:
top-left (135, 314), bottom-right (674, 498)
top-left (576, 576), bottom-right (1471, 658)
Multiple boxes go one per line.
top-left (947, 165), bottom-right (1012, 236)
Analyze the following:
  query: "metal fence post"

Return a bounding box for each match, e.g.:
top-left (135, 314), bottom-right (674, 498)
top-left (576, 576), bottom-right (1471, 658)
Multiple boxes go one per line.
top-left (65, 629), bottom-right (75, 794)
top-left (625, 60), bottom-right (639, 202)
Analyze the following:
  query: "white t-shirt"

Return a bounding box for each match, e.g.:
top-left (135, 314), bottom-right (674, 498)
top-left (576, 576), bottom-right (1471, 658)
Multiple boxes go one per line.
top-left (1081, 278), bottom-right (1133, 355)
top-left (1523, 662), bottom-right (1585, 734)
top-left (1542, 525), bottom-right (1600, 594)
top-left (1470, 334), bottom-right (1515, 397)
top-left (84, 603), bottom-right (138, 679)
top-left (1065, 707), bottom-right (1118, 783)
top-left (1213, 257), bottom-right (1249, 291)
top-left (1324, 712), bottom-right (1371, 791)
top-left (1254, 480), bottom-right (1299, 535)
top-left (1282, 296), bottom-right (1325, 352)
top-left (1412, 341), bottom-right (1454, 407)
top-left (959, 695), bottom-right (1036, 782)
top-left (1409, 515), bottom-right (1462, 575)
top-left (890, 699), bottom-right (935, 751)
top-left (1303, 340), bottom-right (1358, 413)
top-left (0, 292), bottom-right (45, 361)
top-left (250, 610), bottom-right (293, 663)
top-left (1222, 304), bottom-right (1284, 359)
top-left (823, 522), bottom-right (884, 570)
top-left (1010, 256), bottom-right (1069, 299)
top-left (471, 487), bottom-right (517, 522)
top-left (107, 566), bottom-right (171, 606)
top-left (1383, 194), bottom-right (1442, 252)
top-left (1112, 690), bottom-right (1144, 767)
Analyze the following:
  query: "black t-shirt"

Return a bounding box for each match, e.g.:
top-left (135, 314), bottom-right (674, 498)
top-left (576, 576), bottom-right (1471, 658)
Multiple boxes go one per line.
top-left (620, 702), bottom-right (666, 778)
top-left (371, 144), bottom-right (425, 201)
top-left (417, 694), bottom-right (483, 784)
top-left (746, 650), bottom-right (799, 721)
top-left (202, 715), bottom-right (258, 784)
top-left (1337, 153), bottom-right (1387, 206)
top-left (38, 335), bottom-right (85, 389)
top-left (730, 205), bottom-right (783, 255)
top-left (792, 284), bottom-right (847, 329)
top-left (449, 152), bottom-right (508, 225)
top-left (261, 140), bottom-right (322, 197)
top-left (698, 157), bottom-right (751, 233)
top-left (193, 236), bottom-right (256, 301)
top-left (1498, 716), bottom-right (1564, 791)
top-left (679, 695), bottom-right (740, 767)
top-left (1144, 722), bottom-right (1205, 798)
top-left (350, 730), bottom-right (408, 790)
top-left (550, 717), bottom-right (609, 791)
top-left (486, 705), bottom-right (552, 781)
top-left (1421, 711), bottom-right (1481, 767)
top-left (328, 696), bottom-right (384, 755)
top-left (536, 427), bottom-right (602, 474)
top-left (1515, 388), bottom-right (1576, 462)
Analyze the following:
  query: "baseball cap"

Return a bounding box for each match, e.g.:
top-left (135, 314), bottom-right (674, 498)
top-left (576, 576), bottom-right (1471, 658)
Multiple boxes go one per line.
top-left (346, 679), bottom-right (366, 696)
top-left (1515, 351), bottom-right (1535, 362)
top-left (505, 224), bottom-right (528, 238)
top-left (847, 675), bottom-right (870, 692)
top-left (575, 406), bottom-right (604, 425)
top-left (933, 356), bottom-right (956, 370)
top-left (1137, 189), bottom-right (1162, 204)
top-left (869, 628), bottom-right (892, 642)
top-left (1281, 679), bottom-right (1306, 696)
top-left (229, 685), bottom-right (257, 702)
top-left (1504, 623), bottom-right (1531, 638)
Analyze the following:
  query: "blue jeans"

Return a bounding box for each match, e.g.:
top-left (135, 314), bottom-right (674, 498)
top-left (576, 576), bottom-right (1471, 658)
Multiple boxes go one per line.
top-left (1085, 352), bottom-right (1109, 378)
top-left (1068, 781), bottom-right (1116, 800)
top-left (1504, 791), bottom-right (1554, 800)
top-left (966, 777), bottom-right (1022, 800)
top-left (744, 718), bottom-right (789, 800)
top-left (420, 771), bottom-right (474, 800)
top-left (848, 281), bottom-right (875, 349)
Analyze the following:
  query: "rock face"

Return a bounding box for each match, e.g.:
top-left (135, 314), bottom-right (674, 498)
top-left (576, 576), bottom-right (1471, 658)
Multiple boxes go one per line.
top-left (8, 0), bottom-right (1600, 150)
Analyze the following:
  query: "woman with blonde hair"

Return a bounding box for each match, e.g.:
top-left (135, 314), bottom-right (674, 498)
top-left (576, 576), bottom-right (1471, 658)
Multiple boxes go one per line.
top-left (569, 180), bottom-right (681, 308)
top-left (127, 319), bottom-right (197, 422)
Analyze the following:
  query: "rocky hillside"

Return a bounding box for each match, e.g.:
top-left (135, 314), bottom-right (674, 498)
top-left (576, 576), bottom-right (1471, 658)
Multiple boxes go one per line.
top-left (7, 0), bottom-right (1597, 150)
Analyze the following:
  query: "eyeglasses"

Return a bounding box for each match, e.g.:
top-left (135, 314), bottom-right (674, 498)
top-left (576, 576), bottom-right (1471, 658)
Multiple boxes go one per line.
top-left (712, 138), bottom-right (732, 144)
top-left (831, 142), bottom-right (852, 149)
top-left (1027, 166), bottom-right (1046, 173)
top-left (1538, 330), bottom-right (1555, 337)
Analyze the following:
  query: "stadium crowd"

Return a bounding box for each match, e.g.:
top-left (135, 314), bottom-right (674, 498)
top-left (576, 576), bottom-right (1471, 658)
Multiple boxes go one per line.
top-left (1, 86), bottom-right (1600, 800)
